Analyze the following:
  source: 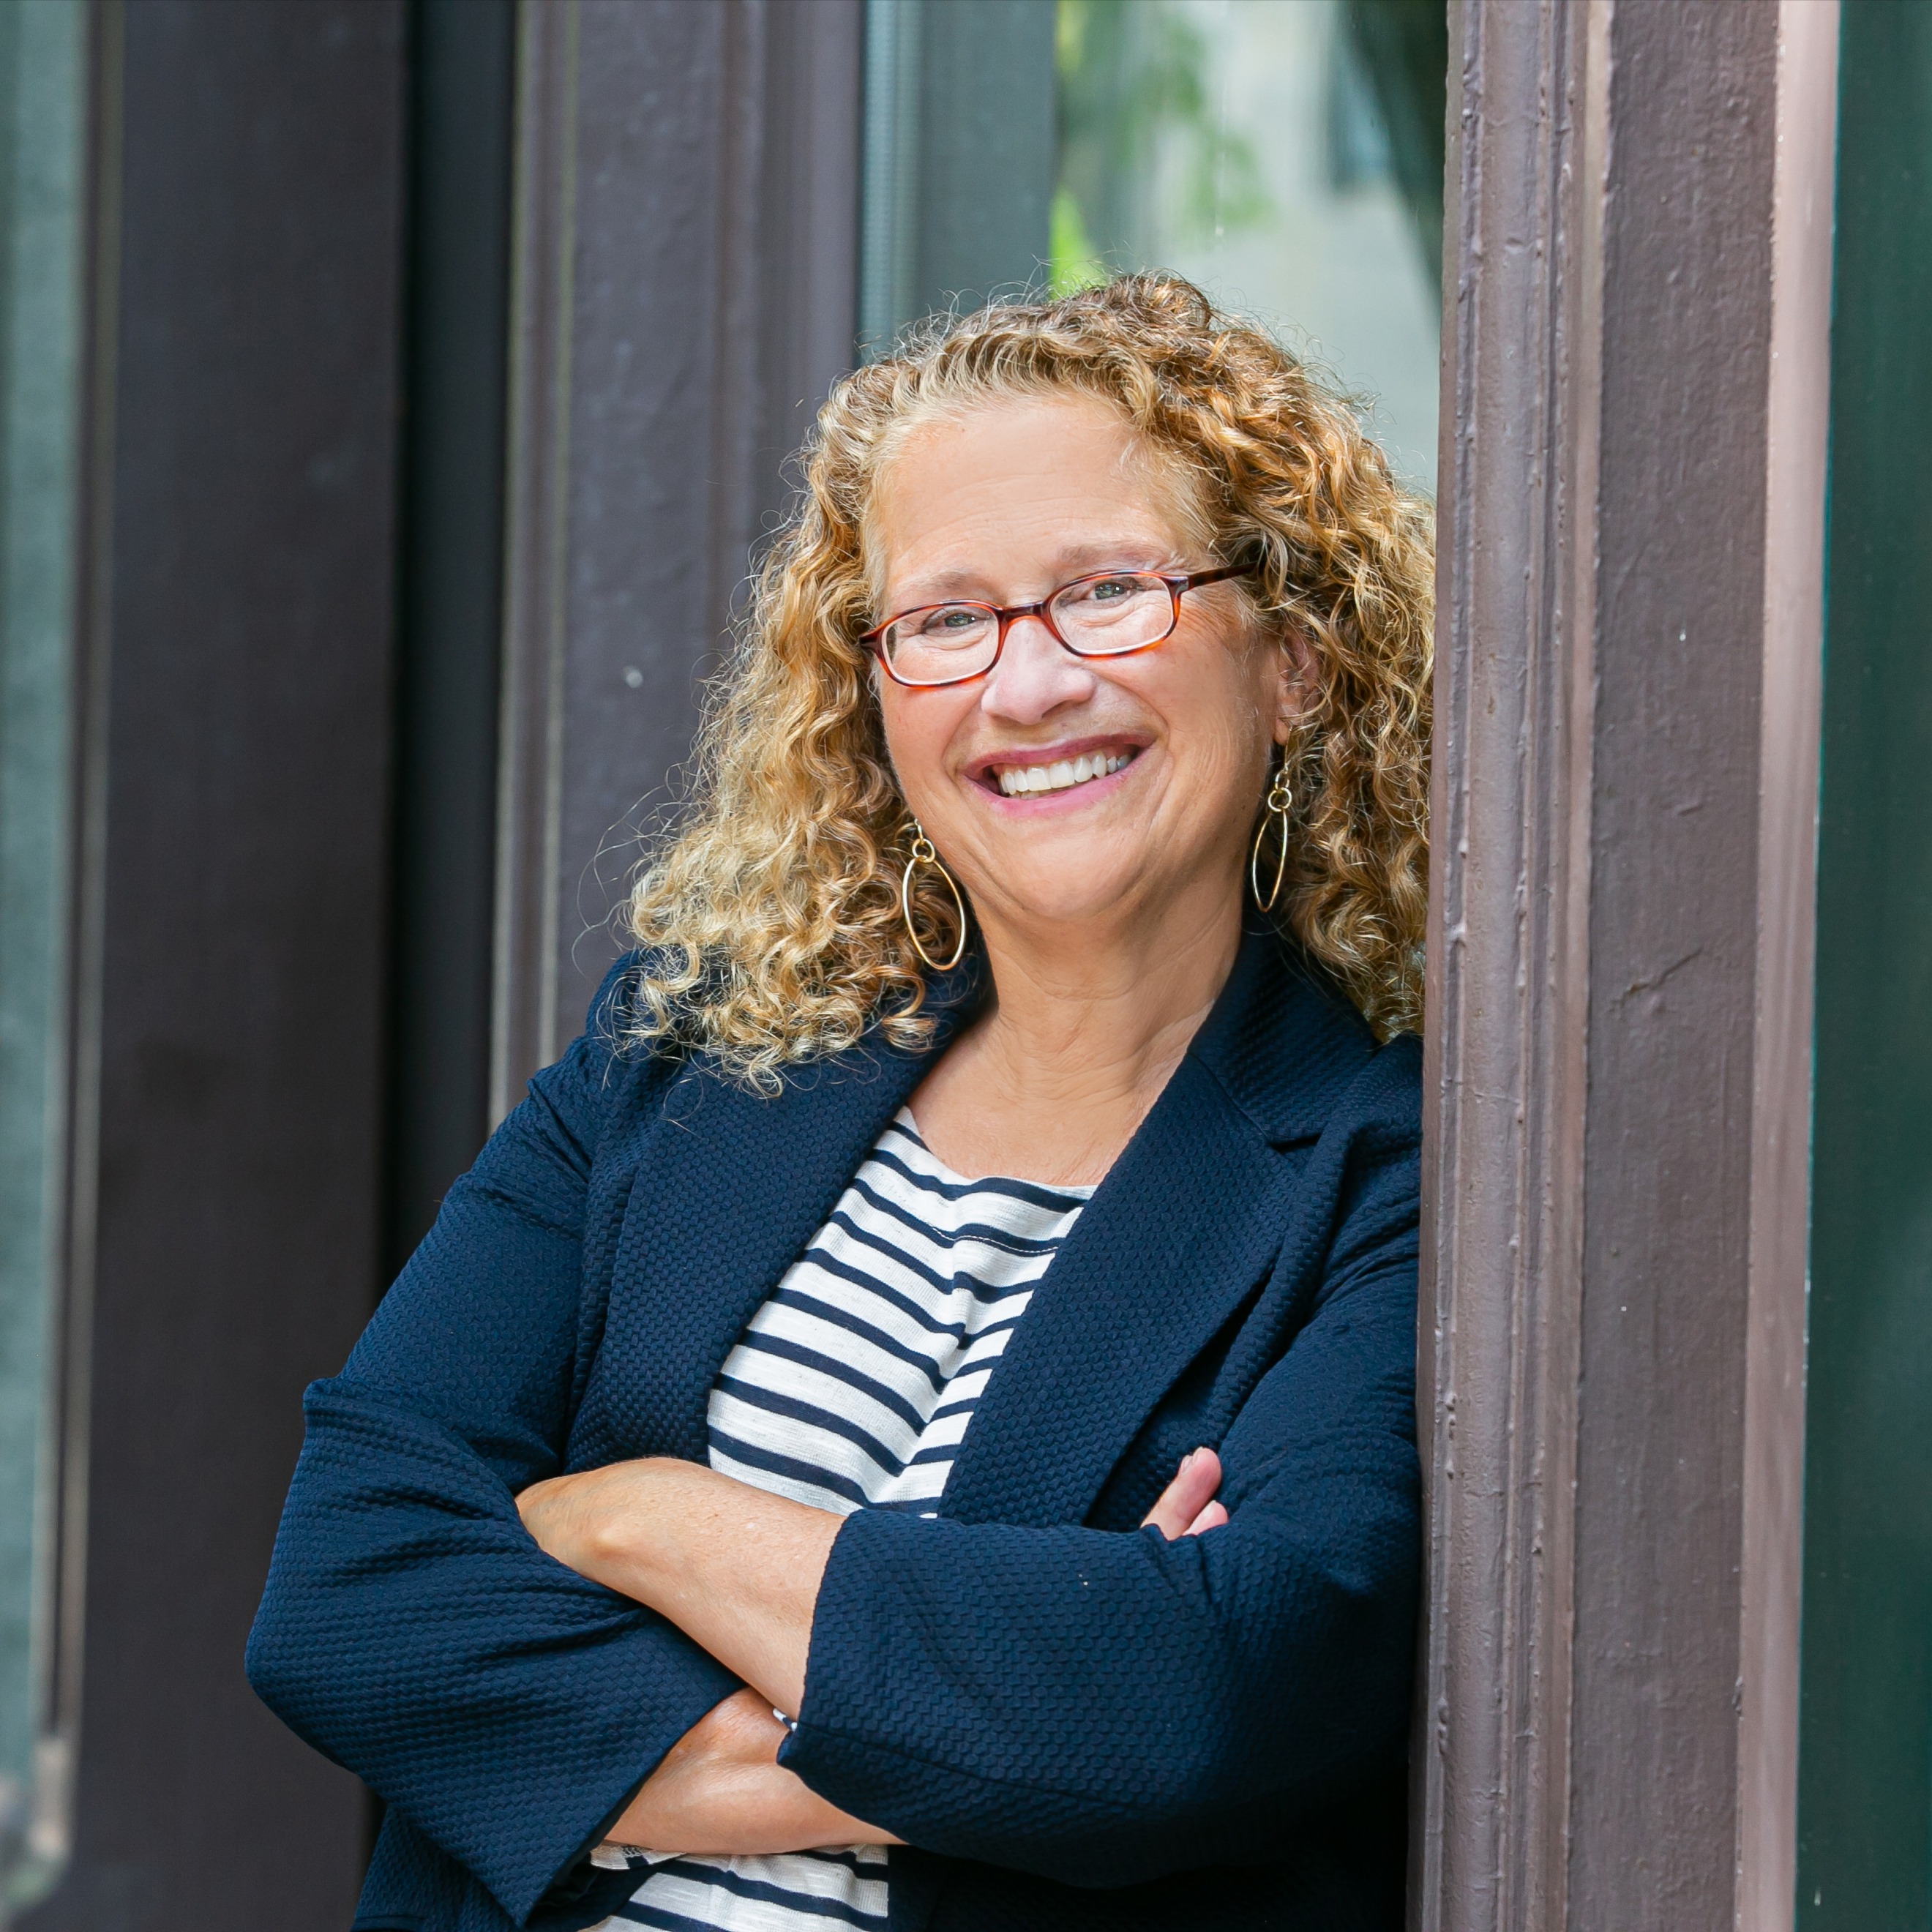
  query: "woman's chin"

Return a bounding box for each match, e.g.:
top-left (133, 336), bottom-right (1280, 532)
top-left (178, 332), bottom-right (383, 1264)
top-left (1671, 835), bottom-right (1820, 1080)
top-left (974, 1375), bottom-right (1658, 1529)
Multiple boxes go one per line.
top-left (967, 872), bottom-right (1150, 937)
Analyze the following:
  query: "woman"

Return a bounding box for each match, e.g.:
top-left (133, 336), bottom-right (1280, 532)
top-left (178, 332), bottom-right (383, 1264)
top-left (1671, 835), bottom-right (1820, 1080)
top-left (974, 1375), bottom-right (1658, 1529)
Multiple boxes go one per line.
top-left (250, 274), bottom-right (1433, 1932)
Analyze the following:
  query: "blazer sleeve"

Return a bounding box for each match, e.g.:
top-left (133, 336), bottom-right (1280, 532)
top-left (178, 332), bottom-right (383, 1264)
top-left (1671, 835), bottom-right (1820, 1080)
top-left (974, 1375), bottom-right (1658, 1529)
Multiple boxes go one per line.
top-left (777, 1061), bottom-right (1422, 1889)
top-left (245, 966), bottom-right (738, 1928)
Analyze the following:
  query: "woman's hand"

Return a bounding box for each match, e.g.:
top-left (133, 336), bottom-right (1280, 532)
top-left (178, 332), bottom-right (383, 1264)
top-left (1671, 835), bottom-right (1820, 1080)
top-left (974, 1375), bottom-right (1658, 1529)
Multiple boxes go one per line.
top-left (1141, 1447), bottom-right (1228, 1538)
top-left (603, 1688), bottom-right (899, 1856)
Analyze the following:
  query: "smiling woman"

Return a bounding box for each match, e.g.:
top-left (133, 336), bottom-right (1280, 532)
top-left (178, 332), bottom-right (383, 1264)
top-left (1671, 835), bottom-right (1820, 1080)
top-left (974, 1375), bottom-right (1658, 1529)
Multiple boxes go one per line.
top-left (248, 275), bottom-right (1434, 1932)
top-left (624, 279), bottom-right (1431, 1092)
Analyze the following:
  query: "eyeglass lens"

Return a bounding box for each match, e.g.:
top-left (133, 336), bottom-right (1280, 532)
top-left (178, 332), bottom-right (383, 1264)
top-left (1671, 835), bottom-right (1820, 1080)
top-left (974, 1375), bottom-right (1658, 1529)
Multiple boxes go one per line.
top-left (881, 573), bottom-right (1175, 685)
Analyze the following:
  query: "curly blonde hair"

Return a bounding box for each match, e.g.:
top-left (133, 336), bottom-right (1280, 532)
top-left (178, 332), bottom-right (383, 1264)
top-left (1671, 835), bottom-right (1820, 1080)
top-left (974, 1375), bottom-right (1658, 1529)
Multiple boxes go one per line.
top-left (621, 274), bottom-right (1433, 1087)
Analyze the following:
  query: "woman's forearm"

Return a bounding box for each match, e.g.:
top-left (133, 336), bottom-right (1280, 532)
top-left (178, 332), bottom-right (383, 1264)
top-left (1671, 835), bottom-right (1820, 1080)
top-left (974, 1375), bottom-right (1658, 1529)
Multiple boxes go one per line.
top-left (517, 1448), bottom-right (1226, 1723)
top-left (518, 1459), bottom-right (836, 1717)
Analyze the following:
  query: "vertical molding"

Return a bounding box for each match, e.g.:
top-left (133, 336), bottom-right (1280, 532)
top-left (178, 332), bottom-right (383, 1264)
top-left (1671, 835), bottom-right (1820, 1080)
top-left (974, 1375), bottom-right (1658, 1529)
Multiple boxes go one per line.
top-left (491, 0), bottom-right (861, 1112)
top-left (1737, 7), bottom-right (1837, 1928)
top-left (1567, 8), bottom-right (1777, 1921)
top-left (1415, 4), bottom-right (1599, 1925)
top-left (765, 0), bottom-right (864, 476)
top-left (32, 0), bottom-right (124, 1901)
top-left (492, 0), bottom-right (578, 1119)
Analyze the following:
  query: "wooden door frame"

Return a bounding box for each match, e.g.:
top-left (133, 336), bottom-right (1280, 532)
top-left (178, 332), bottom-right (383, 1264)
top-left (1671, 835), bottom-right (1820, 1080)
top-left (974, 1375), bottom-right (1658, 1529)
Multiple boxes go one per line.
top-left (1415, 5), bottom-right (1838, 1928)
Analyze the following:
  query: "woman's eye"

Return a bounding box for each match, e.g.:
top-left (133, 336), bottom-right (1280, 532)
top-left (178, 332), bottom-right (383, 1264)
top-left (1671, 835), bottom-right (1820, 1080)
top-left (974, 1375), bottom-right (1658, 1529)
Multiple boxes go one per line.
top-left (923, 607), bottom-right (984, 635)
top-left (1070, 577), bottom-right (1143, 607)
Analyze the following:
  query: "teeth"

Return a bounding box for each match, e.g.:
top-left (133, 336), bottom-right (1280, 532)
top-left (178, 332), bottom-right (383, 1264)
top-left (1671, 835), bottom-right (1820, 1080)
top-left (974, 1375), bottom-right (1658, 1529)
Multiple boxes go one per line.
top-left (995, 751), bottom-right (1133, 797)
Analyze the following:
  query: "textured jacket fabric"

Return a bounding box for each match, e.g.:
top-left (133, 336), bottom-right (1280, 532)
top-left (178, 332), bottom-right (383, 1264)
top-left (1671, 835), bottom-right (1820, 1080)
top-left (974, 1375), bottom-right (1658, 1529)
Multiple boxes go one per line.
top-left (247, 928), bottom-right (1423, 1932)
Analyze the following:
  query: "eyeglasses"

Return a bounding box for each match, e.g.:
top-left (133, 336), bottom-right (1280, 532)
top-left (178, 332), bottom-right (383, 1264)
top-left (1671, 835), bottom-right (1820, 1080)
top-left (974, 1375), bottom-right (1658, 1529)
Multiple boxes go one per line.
top-left (860, 564), bottom-right (1257, 689)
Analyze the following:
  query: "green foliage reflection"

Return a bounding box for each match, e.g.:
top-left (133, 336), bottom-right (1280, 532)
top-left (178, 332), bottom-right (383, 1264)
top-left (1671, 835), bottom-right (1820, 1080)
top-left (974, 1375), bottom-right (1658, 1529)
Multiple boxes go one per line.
top-left (1050, 0), bottom-right (1271, 295)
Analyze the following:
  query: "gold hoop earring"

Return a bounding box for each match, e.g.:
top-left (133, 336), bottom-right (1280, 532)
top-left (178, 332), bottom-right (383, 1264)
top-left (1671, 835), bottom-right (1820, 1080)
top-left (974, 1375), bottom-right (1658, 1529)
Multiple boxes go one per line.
top-left (1250, 765), bottom-right (1292, 912)
top-left (899, 822), bottom-right (967, 972)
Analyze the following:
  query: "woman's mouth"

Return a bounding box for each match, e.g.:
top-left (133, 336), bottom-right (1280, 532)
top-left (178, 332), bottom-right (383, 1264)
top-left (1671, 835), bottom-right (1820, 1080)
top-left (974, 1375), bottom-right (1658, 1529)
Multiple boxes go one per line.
top-left (991, 749), bottom-right (1137, 798)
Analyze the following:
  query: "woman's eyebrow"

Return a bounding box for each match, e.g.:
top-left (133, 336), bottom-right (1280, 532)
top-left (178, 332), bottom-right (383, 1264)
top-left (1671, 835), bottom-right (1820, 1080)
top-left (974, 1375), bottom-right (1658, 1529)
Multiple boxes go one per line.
top-left (900, 544), bottom-right (1178, 600)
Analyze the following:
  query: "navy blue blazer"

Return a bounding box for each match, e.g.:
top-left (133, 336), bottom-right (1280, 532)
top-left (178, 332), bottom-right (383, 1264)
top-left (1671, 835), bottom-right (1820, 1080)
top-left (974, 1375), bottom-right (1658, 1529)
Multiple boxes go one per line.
top-left (248, 928), bottom-right (1422, 1932)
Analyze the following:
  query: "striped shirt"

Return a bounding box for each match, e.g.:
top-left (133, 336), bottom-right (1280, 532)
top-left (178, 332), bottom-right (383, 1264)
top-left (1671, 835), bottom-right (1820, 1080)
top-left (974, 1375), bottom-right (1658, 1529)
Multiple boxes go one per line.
top-left (594, 1108), bottom-right (1091, 1932)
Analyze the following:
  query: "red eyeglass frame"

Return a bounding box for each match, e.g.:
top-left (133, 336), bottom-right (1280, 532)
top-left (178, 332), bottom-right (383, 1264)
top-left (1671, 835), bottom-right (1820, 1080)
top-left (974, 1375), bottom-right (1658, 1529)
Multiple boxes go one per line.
top-left (858, 564), bottom-right (1258, 688)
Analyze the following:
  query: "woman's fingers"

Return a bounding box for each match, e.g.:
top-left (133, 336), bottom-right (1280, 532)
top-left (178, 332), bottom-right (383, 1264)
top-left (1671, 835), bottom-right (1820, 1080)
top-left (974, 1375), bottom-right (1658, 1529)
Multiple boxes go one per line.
top-left (1185, 1500), bottom-right (1229, 1535)
top-left (604, 1688), bottom-right (899, 1855)
top-left (689, 1686), bottom-right (791, 1763)
top-left (1141, 1447), bottom-right (1224, 1539)
top-left (516, 1461), bottom-right (639, 1568)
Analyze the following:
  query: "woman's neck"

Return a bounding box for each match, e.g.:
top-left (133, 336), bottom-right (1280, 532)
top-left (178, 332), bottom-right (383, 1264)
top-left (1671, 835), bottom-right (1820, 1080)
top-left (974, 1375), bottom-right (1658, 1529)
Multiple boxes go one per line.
top-left (908, 888), bottom-right (1246, 1186)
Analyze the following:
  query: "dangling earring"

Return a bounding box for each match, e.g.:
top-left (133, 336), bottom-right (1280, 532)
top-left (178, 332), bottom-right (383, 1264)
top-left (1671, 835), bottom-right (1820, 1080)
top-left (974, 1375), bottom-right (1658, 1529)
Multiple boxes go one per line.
top-left (899, 821), bottom-right (967, 971)
top-left (1250, 763), bottom-right (1292, 912)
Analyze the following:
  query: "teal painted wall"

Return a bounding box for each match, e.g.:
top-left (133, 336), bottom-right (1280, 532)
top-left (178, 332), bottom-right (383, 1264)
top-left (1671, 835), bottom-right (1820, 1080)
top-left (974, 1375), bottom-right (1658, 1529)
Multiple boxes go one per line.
top-left (1795, 5), bottom-right (1932, 1925)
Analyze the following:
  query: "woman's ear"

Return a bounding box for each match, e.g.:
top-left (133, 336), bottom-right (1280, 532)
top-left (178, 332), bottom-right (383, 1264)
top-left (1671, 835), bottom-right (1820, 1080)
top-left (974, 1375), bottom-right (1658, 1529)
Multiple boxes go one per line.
top-left (1272, 627), bottom-right (1319, 744)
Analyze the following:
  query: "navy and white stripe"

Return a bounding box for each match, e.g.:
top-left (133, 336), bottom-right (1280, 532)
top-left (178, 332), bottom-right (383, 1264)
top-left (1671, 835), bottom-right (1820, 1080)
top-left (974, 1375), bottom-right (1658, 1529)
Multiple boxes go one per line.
top-left (598, 1108), bottom-right (1090, 1932)
top-left (604, 1846), bottom-right (891, 1931)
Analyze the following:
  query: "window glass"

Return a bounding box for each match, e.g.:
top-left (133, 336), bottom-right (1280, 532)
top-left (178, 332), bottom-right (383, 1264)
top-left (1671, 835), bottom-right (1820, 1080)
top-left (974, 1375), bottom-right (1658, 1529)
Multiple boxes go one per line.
top-left (0, 0), bottom-right (87, 1906)
top-left (861, 0), bottom-right (1445, 491)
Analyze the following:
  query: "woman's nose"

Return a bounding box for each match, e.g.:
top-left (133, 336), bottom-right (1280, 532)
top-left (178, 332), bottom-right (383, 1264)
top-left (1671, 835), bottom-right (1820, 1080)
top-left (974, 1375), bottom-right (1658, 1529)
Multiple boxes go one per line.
top-left (980, 614), bottom-right (1096, 723)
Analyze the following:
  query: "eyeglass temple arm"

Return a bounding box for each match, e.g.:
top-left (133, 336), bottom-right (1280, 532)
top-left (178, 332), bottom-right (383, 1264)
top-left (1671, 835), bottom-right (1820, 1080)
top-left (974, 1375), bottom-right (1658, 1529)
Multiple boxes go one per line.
top-left (1173, 563), bottom-right (1258, 590)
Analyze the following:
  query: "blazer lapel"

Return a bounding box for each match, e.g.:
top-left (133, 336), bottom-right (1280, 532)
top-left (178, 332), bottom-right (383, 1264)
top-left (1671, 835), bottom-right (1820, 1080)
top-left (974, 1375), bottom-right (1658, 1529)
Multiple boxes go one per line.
top-left (579, 992), bottom-right (978, 1467)
top-left (937, 1052), bottom-right (1287, 1528)
top-left (938, 930), bottom-right (1374, 1529)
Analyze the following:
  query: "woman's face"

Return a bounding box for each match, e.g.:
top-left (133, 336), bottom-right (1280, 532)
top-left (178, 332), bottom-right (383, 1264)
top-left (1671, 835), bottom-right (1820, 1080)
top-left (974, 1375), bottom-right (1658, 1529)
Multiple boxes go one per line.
top-left (869, 392), bottom-right (1298, 949)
